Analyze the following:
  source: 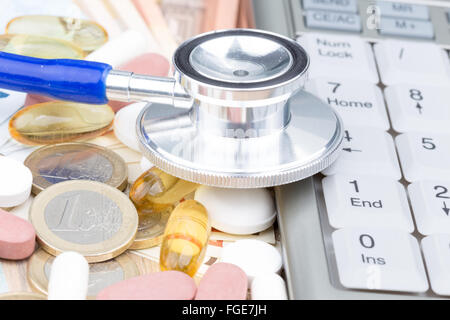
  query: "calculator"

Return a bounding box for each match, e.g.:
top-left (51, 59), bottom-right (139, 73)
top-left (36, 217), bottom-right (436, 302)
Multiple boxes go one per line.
top-left (253, 0), bottom-right (450, 299)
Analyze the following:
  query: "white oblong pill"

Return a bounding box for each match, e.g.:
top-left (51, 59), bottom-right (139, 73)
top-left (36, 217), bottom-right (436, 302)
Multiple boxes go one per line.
top-left (220, 240), bottom-right (282, 284)
top-left (85, 29), bottom-right (148, 68)
top-left (48, 251), bottom-right (89, 300)
top-left (251, 273), bottom-right (288, 300)
top-left (0, 156), bottom-right (32, 207)
top-left (194, 186), bottom-right (276, 235)
top-left (114, 102), bottom-right (148, 151)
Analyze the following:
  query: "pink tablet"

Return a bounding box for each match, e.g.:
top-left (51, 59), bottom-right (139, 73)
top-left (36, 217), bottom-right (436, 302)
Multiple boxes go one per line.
top-left (0, 209), bottom-right (35, 260)
top-left (96, 271), bottom-right (197, 300)
top-left (195, 263), bottom-right (248, 300)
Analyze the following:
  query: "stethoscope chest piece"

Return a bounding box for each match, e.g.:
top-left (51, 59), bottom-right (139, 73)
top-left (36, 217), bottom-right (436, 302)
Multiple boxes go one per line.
top-left (137, 29), bottom-right (343, 188)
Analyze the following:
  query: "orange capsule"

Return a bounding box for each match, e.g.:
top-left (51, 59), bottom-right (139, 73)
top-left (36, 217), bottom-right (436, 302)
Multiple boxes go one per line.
top-left (160, 200), bottom-right (211, 277)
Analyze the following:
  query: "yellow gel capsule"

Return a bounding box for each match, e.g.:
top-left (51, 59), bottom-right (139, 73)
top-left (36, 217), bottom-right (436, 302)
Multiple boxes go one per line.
top-left (129, 167), bottom-right (199, 217)
top-left (160, 200), bottom-right (211, 277)
top-left (0, 34), bottom-right (84, 59)
top-left (6, 15), bottom-right (108, 52)
top-left (9, 102), bottom-right (114, 145)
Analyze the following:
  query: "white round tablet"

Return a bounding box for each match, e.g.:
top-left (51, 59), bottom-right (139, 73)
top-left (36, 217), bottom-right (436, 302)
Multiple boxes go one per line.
top-left (194, 186), bottom-right (276, 235)
top-left (0, 156), bottom-right (32, 207)
top-left (251, 273), bottom-right (288, 300)
top-left (114, 102), bottom-right (148, 151)
top-left (220, 240), bottom-right (282, 284)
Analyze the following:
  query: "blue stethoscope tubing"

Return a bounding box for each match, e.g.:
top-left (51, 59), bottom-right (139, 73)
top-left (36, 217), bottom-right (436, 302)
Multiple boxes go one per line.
top-left (0, 51), bottom-right (112, 104)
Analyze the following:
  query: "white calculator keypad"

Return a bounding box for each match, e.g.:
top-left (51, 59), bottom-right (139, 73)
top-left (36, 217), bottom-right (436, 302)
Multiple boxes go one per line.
top-left (312, 19), bottom-right (450, 297)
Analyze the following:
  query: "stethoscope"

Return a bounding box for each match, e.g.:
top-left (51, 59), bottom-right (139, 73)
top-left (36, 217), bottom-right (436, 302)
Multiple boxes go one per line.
top-left (0, 29), bottom-right (343, 188)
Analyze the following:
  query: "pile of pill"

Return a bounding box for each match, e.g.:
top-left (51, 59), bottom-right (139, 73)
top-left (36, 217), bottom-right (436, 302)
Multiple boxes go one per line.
top-left (0, 8), bottom-right (288, 301)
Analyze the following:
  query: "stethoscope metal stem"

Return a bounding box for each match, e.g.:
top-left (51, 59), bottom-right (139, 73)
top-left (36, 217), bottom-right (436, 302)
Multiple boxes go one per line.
top-left (105, 70), bottom-right (193, 109)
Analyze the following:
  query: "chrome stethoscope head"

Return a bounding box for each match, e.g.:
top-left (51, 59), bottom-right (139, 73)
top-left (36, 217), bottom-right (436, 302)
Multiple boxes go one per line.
top-left (135, 29), bottom-right (344, 188)
top-left (0, 28), bottom-right (343, 188)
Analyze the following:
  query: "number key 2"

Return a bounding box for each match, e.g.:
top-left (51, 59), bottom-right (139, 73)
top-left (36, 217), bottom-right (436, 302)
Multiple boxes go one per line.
top-left (408, 180), bottom-right (450, 235)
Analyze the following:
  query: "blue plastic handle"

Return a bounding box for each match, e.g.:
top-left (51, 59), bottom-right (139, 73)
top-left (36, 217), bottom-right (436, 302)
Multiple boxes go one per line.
top-left (0, 52), bottom-right (112, 104)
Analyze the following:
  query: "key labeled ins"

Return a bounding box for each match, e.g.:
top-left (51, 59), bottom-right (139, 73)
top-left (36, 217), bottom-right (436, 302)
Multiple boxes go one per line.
top-left (306, 79), bottom-right (389, 130)
top-left (332, 227), bottom-right (428, 293)
top-left (322, 174), bottom-right (413, 231)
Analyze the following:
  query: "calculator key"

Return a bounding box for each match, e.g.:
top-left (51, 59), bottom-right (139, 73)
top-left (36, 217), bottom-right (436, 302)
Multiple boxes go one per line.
top-left (378, 17), bottom-right (434, 39)
top-left (305, 10), bottom-right (361, 33)
top-left (422, 235), bottom-right (450, 296)
top-left (396, 132), bottom-right (450, 182)
top-left (322, 127), bottom-right (401, 179)
top-left (376, 1), bottom-right (430, 20)
top-left (374, 40), bottom-right (450, 86)
top-left (332, 228), bottom-right (428, 293)
top-left (408, 181), bottom-right (450, 235)
top-left (305, 78), bottom-right (389, 130)
top-left (384, 85), bottom-right (450, 134)
top-left (297, 33), bottom-right (379, 83)
top-left (323, 174), bottom-right (414, 232)
top-left (302, 0), bottom-right (358, 13)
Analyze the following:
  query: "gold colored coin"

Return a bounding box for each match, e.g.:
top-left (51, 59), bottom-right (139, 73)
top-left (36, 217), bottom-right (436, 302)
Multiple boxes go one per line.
top-left (6, 15), bottom-right (108, 52)
top-left (9, 102), bottom-right (115, 145)
top-left (28, 248), bottom-right (139, 299)
top-left (30, 180), bottom-right (138, 263)
top-left (0, 292), bottom-right (46, 300)
top-left (129, 210), bottom-right (170, 249)
top-left (0, 34), bottom-right (84, 59)
top-left (24, 142), bottom-right (128, 195)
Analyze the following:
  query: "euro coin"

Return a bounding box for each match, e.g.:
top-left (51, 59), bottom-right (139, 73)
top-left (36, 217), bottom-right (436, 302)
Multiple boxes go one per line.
top-left (28, 249), bottom-right (139, 299)
top-left (24, 143), bottom-right (128, 195)
top-left (30, 180), bottom-right (138, 262)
